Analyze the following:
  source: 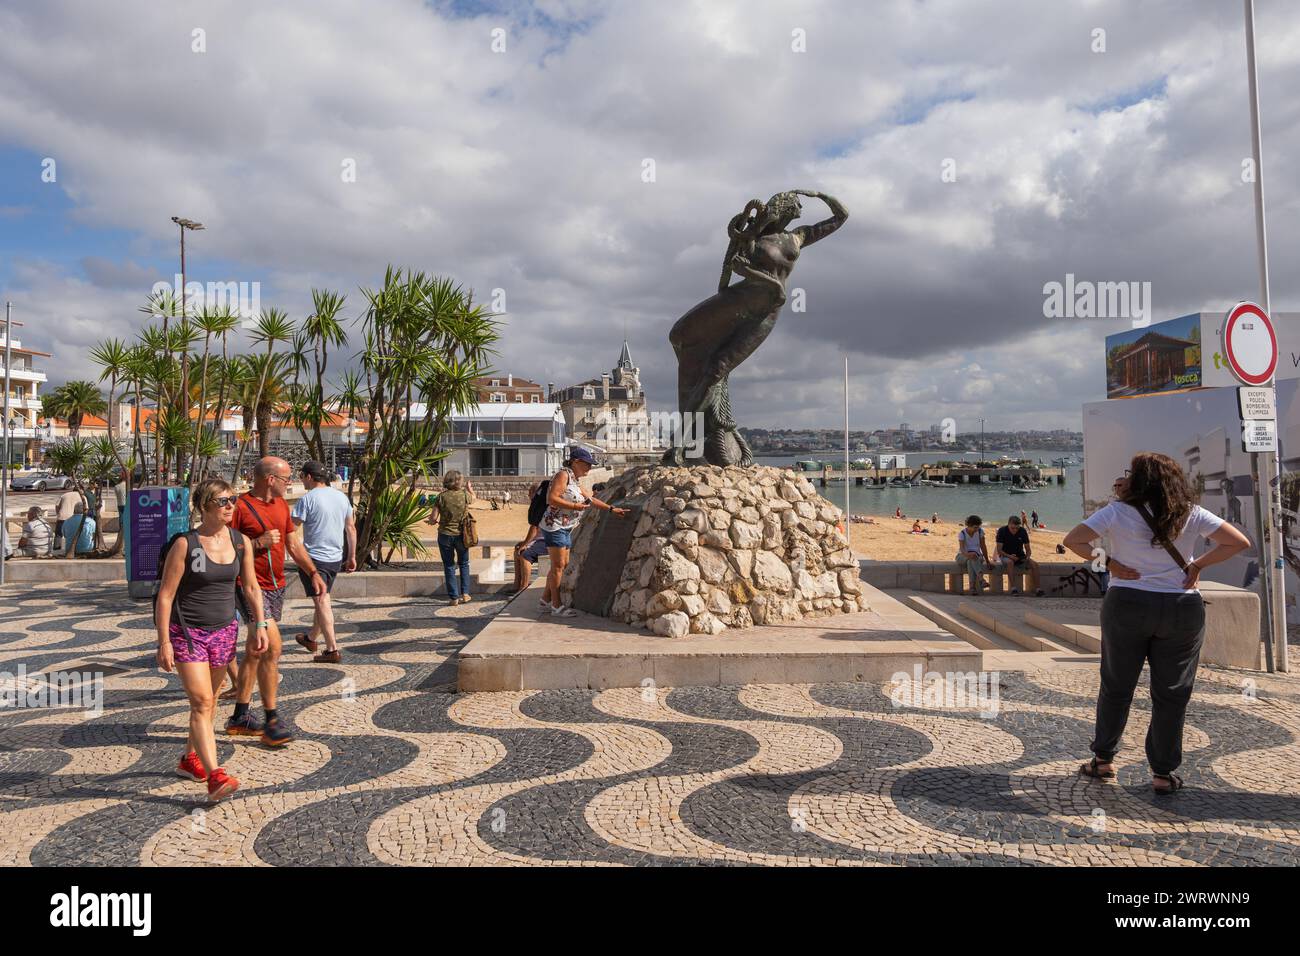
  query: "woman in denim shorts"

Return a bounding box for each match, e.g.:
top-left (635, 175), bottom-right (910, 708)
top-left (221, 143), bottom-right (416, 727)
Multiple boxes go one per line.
top-left (538, 448), bottom-right (628, 617)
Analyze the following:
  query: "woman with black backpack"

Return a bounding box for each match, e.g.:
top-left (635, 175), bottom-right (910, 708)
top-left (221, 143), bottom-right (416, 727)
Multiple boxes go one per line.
top-left (155, 478), bottom-right (267, 802)
top-left (1063, 452), bottom-right (1249, 795)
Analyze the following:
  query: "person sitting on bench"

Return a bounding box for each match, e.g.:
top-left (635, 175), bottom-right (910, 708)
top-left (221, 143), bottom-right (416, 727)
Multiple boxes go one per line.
top-left (995, 514), bottom-right (1043, 596)
top-left (17, 506), bottom-right (54, 557)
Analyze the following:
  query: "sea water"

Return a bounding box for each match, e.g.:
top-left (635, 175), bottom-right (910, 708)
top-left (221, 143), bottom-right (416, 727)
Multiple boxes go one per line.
top-left (753, 450), bottom-right (1086, 531)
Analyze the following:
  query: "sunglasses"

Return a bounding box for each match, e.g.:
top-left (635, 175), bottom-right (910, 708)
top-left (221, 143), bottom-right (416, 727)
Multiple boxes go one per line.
top-left (212, 496), bottom-right (238, 508)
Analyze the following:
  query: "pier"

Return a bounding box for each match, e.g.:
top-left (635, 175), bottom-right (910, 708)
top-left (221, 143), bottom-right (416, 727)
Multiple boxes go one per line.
top-left (808, 465), bottom-right (1066, 485)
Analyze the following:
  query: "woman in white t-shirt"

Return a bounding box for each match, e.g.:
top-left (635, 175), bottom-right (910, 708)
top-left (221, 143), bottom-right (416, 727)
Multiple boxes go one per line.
top-left (1063, 452), bottom-right (1249, 795)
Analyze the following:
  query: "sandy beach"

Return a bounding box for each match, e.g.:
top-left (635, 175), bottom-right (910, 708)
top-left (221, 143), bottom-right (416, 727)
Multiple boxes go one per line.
top-left (454, 499), bottom-right (1069, 562)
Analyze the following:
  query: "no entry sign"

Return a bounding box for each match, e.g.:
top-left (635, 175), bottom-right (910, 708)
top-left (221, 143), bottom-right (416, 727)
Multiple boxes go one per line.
top-left (1222, 301), bottom-right (1278, 386)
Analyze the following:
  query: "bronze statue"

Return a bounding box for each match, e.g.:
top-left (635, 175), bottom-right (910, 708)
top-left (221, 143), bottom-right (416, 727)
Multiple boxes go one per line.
top-left (665, 189), bottom-right (848, 466)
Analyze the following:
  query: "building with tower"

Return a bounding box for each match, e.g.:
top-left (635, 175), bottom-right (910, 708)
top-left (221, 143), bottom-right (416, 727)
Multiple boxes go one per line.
top-left (548, 339), bottom-right (657, 464)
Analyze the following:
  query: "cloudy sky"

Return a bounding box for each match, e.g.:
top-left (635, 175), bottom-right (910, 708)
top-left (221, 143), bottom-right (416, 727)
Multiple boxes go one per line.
top-left (1, 0), bottom-right (1297, 438)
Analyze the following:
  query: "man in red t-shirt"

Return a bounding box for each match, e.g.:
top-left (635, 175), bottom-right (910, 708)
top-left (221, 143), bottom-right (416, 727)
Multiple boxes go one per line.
top-left (226, 456), bottom-right (325, 746)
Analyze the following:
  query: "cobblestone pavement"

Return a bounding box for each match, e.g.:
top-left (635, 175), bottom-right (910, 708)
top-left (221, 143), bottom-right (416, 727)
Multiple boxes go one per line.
top-left (2, 582), bottom-right (1298, 866)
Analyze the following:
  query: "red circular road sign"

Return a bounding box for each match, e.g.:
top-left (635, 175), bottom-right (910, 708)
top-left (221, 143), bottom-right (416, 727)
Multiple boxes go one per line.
top-left (1222, 301), bottom-right (1278, 386)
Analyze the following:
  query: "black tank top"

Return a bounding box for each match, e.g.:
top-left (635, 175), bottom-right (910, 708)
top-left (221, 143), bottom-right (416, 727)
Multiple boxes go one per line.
top-left (173, 528), bottom-right (245, 630)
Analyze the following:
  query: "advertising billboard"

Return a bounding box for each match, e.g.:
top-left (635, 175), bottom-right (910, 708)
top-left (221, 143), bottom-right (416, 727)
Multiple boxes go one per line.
top-left (1105, 311), bottom-right (1299, 399)
top-left (123, 486), bottom-right (191, 598)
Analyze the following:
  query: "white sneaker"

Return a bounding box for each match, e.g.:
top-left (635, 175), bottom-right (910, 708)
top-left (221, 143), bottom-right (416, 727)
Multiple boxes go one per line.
top-left (551, 605), bottom-right (579, 618)
top-left (538, 601), bottom-right (554, 615)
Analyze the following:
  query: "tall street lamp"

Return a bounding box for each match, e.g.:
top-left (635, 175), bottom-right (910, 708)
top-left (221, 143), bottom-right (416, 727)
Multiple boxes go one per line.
top-left (171, 216), bottom-right (204, 485)
top-left (171, 216), bottom-right (205, 320)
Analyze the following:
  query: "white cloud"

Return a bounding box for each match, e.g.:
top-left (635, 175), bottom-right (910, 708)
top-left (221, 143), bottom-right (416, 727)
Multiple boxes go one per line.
top-left (1, 0), bottom-right (1298, 432)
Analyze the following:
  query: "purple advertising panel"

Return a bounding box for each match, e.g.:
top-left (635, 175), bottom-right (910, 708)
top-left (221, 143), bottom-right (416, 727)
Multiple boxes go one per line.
top-left (124, 487), bottom-right (190, 595)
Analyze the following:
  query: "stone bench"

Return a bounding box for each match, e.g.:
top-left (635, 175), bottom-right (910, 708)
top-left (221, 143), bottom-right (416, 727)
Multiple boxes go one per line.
top-left (0, 558), bottom-right (126, 583)
top-left (860, 560), bottom-right (1097, 596)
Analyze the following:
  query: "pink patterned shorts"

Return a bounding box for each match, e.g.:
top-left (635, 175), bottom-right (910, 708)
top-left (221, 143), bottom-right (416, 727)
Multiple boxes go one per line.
top-left (169, 619), bottom-right (239, 667)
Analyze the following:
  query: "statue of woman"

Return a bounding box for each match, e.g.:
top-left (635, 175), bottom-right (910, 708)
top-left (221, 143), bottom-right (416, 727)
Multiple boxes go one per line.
top-left (665, 189), bottom-right (848, 466)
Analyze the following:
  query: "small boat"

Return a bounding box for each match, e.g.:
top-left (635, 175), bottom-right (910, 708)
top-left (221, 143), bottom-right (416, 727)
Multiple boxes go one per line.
top-left (922, 480), bottom-right (955, 489)
top-left (1010, 484), bottom-right (1040, 494)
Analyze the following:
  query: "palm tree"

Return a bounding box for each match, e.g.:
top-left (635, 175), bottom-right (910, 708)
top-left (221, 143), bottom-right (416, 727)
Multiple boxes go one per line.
top-left (188, 305), bottom-right (240, 484)
top-left (246, 353), bottom-right (291, 459)
top-left (230, 309), bottom-right (294, 483)
top-left (45, 381), bottom-right (107, 438)
top-left (291, 289), bottom-right (348, 461)
top-left (88, 339), bottom-right (132, 554)
top-left (46, 438), bottom-right (94, 556)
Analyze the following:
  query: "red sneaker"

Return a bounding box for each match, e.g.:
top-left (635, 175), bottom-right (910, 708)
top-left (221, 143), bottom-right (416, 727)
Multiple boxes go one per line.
top-left (207, 768), bottom-right (240, 802)
top-left (176, 751), bottom-right (208, 782)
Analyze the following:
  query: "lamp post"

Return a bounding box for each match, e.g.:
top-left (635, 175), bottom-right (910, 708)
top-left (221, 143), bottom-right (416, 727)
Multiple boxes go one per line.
top-left (170, 217), bottom-right (204, 485)
top-left (1, 303), bottom-right (11, 584)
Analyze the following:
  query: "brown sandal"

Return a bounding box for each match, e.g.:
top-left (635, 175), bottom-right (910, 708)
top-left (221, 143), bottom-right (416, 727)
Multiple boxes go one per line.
top-left (314, 649), bottom-right (341, 664)
top-left (296, 633), bottom-right (318, 654)
top-left (1079, 756), bottom-right (1116, 780)
top-left (1152, 773), bottom-right (1184, 795)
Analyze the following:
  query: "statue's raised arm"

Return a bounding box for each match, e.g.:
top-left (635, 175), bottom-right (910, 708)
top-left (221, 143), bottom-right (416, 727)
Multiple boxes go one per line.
top-left (790, 189), bottom-right (848, 249)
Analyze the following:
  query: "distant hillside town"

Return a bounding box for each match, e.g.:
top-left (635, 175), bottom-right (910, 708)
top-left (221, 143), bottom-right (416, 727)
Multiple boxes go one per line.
top-left (738, 425), bottom-right (1084, 455)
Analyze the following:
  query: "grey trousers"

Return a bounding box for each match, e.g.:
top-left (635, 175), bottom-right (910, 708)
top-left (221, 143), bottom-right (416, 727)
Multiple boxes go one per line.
top-left (1090, 586), bottom-right (1206, 775)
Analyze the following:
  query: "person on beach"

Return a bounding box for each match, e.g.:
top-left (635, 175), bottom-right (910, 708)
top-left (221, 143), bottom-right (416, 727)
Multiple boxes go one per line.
top-left (155, 479), bottom-right (264, 802)
top-left (292, 461), bottom-right (355, 663)
top-left (931, 512), bottom-right (939, 524)
top-left (955, 514), bottom-right (991, 595)
top-left (995, 515), bottom-right (1043, 596)
top-left (910, 519), bottom-right (929, 535)
top-left (225, 456), bottom-right (326, 745)
top-left (430, 470), bottom-right (476, 605)
top-left (539, 447), bottom-right (628, 617)
top-left (1030, 509), bottom-right (1040, 529)
top-left (1064, 452), bottom-right (1250, 795)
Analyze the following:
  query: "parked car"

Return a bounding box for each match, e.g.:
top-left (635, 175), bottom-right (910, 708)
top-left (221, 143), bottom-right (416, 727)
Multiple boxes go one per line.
top-left (9, 471), bottom-right (73, 492)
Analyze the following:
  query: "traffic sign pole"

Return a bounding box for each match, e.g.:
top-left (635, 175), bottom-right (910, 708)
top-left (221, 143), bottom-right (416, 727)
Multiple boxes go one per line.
top-left (1242, 0), bottom-right (1286, 672)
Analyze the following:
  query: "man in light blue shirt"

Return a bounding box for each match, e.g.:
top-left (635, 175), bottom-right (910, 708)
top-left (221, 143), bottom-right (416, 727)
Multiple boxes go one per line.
top-left (290, 461), bottom-right (355, 664)
top-left (62, 511), bottom-right (96, 555)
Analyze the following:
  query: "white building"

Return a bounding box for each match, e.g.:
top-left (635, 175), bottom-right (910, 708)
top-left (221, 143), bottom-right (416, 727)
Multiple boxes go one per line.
top-left (1, 331), bottom-right (50, 466)
top-left (420, 402), bottom-right (568, 477)
top-left (549, 340), bottom-right (655, 461)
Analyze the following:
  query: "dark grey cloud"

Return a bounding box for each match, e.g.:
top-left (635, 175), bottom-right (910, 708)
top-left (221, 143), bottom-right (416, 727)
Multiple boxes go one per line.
top-left (0, 0), bottom-right (1296, 432)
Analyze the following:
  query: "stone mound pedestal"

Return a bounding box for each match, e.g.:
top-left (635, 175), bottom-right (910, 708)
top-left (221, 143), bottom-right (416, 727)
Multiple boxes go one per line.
top-left (559, 464), bottom-right (867, 636)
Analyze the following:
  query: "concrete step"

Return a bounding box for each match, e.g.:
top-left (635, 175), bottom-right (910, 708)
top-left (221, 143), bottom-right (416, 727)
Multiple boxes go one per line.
top-left (903, 593), bottom-right (1021, 652)
top-left (957, 601), bottom-right (1085, 655)
top-left (1023, 609), bottom-right (1102, 653)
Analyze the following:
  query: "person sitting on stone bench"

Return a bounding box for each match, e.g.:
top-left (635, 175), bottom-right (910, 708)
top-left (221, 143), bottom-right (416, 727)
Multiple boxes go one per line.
top-left (16, 506), bottom-right (54, 557)
top-left (995, 514), bottom-right (1044, 596)
top-left (955, 515), bottom-right (992, 595)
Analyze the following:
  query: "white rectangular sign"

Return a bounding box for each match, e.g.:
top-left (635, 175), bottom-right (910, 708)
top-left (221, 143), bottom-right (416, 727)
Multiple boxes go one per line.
top-left (1238, 386), bottom-right (1277, 420)
top-left (1242, 418), bottom-right (1278, 453)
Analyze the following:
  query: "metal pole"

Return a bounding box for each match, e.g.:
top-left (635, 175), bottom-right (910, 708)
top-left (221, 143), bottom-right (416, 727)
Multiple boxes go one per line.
top-left (1244, 0), bottom-right (1287, 671)
top-left (843, 355), bottom-right (850, 549)
top-left (2, 303), bottom-right (11, 585)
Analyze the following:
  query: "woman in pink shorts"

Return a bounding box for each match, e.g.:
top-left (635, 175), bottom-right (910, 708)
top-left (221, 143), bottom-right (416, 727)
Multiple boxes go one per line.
top-left (155, 479), bottom-right (267, 802)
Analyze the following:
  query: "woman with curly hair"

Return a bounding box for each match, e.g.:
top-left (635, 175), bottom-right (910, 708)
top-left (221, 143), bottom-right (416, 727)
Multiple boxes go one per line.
top-left (1063, 452), bottom-right (1249, 795)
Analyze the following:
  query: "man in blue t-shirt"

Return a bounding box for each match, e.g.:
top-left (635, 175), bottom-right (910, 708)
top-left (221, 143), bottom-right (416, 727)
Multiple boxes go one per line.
top-left (290, 461), bottom-right (355, 663)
